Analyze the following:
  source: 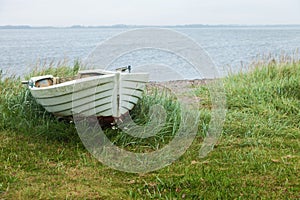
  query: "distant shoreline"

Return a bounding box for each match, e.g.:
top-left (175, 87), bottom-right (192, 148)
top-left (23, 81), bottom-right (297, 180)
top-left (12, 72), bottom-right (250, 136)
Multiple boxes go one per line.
top-left (1, 24), bottom-right (300, 29)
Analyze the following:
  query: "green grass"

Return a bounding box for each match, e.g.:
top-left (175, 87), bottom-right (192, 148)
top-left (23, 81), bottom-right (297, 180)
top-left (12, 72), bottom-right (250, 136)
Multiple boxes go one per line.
top-left (105, 88), bottom-right (184, 153)
top-left (0, 60), bottom-right (299, 199)
top-left (0, 63), bottom-right (80, 142)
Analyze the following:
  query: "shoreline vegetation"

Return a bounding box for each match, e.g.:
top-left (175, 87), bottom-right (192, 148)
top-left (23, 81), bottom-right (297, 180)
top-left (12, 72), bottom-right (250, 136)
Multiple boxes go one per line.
top-left (0, 58), bottom-right (300, 199)
top-left (1, 24), bottom-right (300, 29)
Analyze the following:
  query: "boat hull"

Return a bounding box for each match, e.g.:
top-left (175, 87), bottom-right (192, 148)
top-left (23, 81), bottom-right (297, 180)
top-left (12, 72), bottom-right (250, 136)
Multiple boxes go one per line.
top-left (29, 72), bottom-right (148, 118)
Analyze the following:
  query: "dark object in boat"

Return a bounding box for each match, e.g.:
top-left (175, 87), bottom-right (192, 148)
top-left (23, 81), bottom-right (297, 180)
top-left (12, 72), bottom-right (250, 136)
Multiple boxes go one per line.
top-left (116, 65), bottom-right (131, 73)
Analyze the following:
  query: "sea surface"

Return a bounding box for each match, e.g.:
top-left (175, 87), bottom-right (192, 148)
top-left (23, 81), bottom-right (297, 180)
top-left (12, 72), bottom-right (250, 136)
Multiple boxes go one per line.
top-left (0, 27), bottom-right (299, 80)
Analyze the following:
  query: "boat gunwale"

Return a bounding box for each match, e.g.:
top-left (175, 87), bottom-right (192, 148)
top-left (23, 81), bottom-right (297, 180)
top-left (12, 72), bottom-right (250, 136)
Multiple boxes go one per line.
top-left (30, 73), bottom-right (115, 91)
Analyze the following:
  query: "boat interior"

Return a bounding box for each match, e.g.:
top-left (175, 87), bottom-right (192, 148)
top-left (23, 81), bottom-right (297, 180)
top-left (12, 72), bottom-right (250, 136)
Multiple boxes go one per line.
top-left (32, 67), bottom-right (131, 88)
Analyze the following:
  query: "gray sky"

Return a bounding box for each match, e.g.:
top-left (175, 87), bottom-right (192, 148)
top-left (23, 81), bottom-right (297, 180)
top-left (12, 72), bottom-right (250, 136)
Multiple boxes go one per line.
top-left (0, 0), bottom-right (299, 26)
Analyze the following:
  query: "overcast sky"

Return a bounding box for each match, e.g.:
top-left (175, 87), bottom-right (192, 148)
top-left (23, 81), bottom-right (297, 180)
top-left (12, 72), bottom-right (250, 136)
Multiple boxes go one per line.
top-left (0, 0), bottom-right (299, 26)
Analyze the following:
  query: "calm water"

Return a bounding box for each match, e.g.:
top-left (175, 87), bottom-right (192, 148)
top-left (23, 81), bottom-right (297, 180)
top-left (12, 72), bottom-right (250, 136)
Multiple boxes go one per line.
top-left (0, 27), bottom-right (299, 80)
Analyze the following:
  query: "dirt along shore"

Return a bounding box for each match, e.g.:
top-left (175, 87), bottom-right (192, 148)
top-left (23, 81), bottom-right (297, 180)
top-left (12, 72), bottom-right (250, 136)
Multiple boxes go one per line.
top-left (147, 79), bottom-right (209, 108)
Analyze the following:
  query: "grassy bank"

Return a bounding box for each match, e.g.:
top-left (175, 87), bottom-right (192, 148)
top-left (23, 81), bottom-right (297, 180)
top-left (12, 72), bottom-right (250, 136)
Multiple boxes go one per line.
top-left (0, 61), bottom-right (299, 199)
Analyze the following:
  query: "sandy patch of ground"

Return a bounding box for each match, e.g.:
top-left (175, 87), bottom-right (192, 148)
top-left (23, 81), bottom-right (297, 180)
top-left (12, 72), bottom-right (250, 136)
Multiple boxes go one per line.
top-left (147, 79), bottom-right (208, 107)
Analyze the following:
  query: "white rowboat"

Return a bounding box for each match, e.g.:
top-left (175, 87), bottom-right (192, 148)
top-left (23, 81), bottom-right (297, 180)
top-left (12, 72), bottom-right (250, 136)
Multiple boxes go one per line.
top-left (26, 69), bottom-right (149, 118)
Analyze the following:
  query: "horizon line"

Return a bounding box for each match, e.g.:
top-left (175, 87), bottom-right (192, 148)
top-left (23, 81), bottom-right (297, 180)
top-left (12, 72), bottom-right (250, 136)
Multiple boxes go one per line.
top-left (1, 24), bottom-right (300, 29)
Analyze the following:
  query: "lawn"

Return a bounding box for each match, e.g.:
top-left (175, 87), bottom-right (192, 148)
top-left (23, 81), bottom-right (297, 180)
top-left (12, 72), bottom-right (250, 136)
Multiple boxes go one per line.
top-left (0, 60), bottom-right (299, 199)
